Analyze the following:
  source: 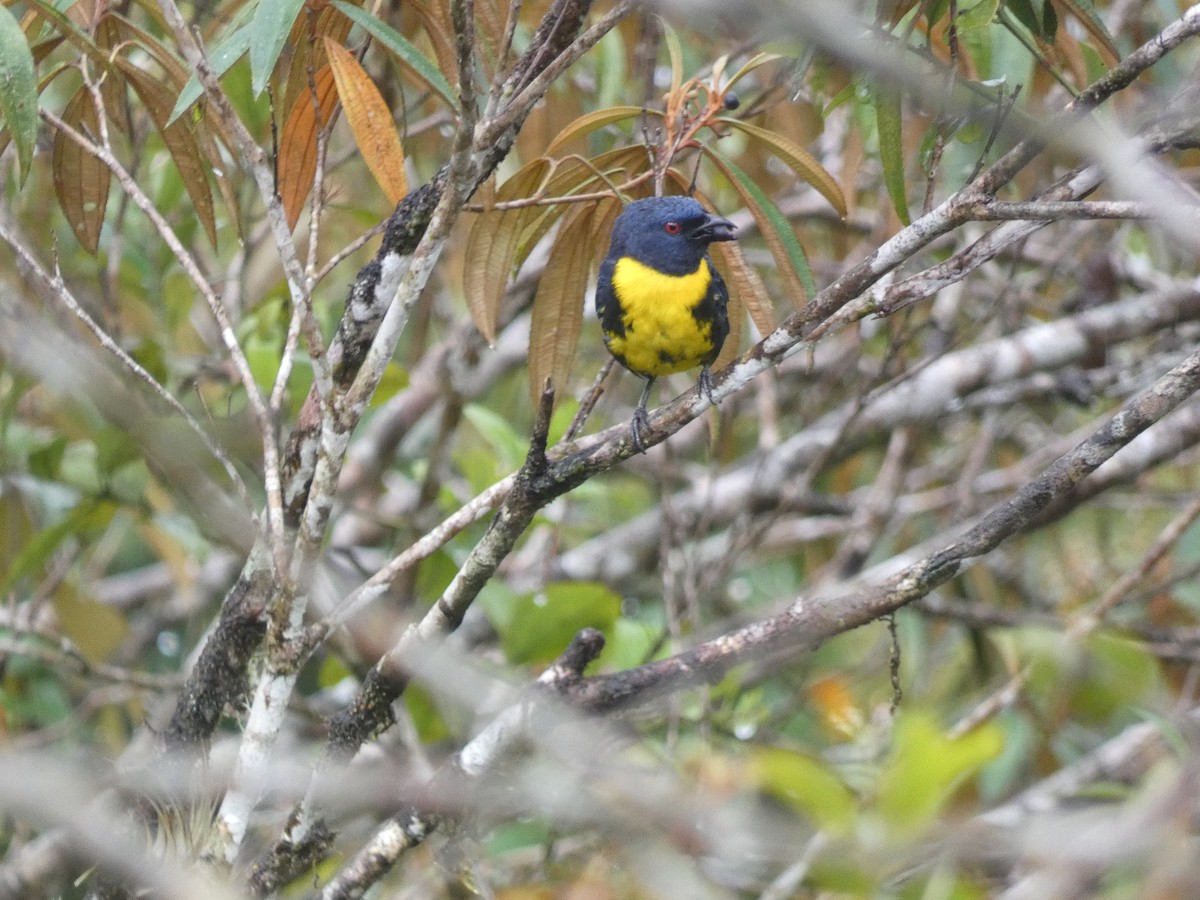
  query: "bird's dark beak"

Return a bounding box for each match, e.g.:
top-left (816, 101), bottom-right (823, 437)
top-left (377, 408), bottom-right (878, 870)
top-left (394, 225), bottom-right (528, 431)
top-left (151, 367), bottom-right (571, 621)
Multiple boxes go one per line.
top-left (693, 214), bottom-right (736, 243)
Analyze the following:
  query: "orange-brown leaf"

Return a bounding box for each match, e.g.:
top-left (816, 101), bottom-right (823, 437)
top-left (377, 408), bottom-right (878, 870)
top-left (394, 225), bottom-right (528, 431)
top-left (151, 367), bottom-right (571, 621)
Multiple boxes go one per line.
top-left (528, 202), bottom-right (595, 407)
top-left (278, 64), bottom-right (339, 230)
top-left (283, 6), bottom-right (352, 114)
top-left (324, 37), bottom-right (407, 204)
top-left (53, 88), bottom-right (109, 253)
top-left (463, 158), bottom-right (552, 343)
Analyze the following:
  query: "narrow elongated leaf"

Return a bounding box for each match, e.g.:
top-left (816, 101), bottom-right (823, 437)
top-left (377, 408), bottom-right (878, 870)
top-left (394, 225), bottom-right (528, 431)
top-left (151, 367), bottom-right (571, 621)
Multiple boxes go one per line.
top-left (710, 239), bottom-right (775, 339)
top-left (249, 0), bottom-right (307, 97)
top-left (53, 88), bottom-right (109, 253)
top-left (514, 146), bottom-right (648, 272)
top-left (283, 5), bottom-right (353, 113)
top-left (324, 38), bottom-right (407, 204)
top-left (718, 117), bottom-right (847, 217)
top-left (1051, 0), bottom-right (1119, 65)
top-left (0, 3), bottom-right (38, 182)
top-left (872, 86), bottom-right (910, 225)
top-left (661, 17), bottom-right (683, 95)
top-left (463, 158), bottom-right (553, 343)
top-left (587, 194), bottom-right (622, 270)
top-left (116, 59), bottom-right (218, 246)
top-left (278, 64), bottom-right (339, 230)
top-left (169, 7), bottom-right (255, 123)
top-left (332, 1), bottom-right (459, 110)
top-left (722, 52), bottom-right (784, 92)
top-left (528, 202), bottom-right (596, 407)
top-left (545, 105), bottom-right (656, 157)
top-left (707, 149), bottom-right (816, 305)
top-left (1007, 0), bottom-right (1056, 38)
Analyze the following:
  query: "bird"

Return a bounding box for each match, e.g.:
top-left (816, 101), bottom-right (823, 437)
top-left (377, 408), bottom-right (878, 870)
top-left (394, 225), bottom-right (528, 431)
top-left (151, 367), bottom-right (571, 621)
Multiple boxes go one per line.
top-left (595, 195), bottom-right (737, 452)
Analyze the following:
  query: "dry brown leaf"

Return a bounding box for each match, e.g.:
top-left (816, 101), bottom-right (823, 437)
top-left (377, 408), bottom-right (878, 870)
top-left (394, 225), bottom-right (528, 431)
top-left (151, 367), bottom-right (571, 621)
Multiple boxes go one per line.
top-left (53, 88), bottom-right (109, 253)
top-left (528, 202), bottom-right (596, 408)
top-left (115, 59), bottom-right (218, 246)
top-left (463, 158), bottom-right (552, 343)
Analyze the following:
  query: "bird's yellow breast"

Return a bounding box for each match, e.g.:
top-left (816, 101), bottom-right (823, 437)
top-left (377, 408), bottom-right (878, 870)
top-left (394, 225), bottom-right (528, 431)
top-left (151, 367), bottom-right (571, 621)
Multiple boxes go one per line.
top-left (606, 256), bottom-right (714, 377)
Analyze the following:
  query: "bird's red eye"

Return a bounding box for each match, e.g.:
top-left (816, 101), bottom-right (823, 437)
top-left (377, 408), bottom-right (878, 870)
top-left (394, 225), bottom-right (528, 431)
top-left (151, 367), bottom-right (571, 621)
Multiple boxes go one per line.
top-left (664, 221), bottom-right (681, 235)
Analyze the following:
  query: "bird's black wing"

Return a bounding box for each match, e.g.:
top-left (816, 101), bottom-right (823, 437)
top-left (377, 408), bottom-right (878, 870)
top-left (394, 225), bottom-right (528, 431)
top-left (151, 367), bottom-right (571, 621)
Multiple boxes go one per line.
top-left (696, 256), bottom-right (730, 367)
top-left (595, 255), bottom-right (625, 340)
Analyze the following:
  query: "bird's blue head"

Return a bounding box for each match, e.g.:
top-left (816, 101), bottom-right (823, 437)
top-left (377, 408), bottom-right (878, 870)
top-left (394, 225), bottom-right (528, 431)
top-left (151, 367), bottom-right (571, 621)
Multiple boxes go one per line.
top-left (608, 196), bottom-right (736, 276)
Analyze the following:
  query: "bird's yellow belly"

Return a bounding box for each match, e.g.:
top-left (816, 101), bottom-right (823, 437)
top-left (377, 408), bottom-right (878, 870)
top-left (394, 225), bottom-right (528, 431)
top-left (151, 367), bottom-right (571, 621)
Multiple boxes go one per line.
top-left (606, 257), bottom-right (713, 377)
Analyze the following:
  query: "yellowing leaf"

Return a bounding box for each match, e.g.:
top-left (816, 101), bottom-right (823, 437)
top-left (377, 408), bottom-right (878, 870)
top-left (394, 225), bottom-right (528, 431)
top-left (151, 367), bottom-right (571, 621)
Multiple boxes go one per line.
top-left (278, 64), bottom-right (340, 231)
top-left (324, 38), bottom-right (408, 205)
top-left (749, 746), bottom-right (856, 832)
top-left (53, 584), bottom-right (129, 665)
top-left (528, 201), bottom-right (596, 407)
top-left (718, 117), bottom-right (847, 218)
top-left (463, 158), bottom-right (552, 343)
top-left (53, 88), bottom-right (109, 253)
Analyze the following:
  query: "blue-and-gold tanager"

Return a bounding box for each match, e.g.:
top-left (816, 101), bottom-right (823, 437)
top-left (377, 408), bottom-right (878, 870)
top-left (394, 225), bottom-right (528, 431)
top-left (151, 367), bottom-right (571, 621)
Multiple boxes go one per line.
top-left (596, 196), bottom-right (737, 451)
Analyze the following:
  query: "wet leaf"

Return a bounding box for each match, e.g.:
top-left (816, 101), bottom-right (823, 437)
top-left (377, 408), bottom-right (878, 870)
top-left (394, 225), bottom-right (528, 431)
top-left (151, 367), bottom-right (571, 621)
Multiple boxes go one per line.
top-left (324, 38), bottom-right (407, 204)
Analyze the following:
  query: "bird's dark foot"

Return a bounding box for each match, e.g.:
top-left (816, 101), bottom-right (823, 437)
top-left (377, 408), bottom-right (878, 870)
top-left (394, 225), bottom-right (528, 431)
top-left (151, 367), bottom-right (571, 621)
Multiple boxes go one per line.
top-left (630, 406), bottom-right (650, 453)
top-left (698, 366), bottom-right (717, 406)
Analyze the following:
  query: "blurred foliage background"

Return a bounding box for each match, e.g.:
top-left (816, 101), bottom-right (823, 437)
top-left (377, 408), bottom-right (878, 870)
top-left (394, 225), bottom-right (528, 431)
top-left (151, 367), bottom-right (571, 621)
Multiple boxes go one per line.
top-left (2, 0), bottom-right (1200, 896)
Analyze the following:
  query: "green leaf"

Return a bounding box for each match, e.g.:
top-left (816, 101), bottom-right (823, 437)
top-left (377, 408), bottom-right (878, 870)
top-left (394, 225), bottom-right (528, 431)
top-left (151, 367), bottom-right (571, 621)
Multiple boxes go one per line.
top-left (462, 403), bottom-right (527, 473)
top-left (249, 0), bottom-right (307, 97)
top-left (707, 149), bottom-right (817, 301)
top-left (749, 746), bottom-right (856, 832)
top-left (0, 499), bottom-right (115, 598)
top-left (484, 581), bottom-right (621, 665)
top-left (959, 0), bottom-right (1002, 32)
top-left (873, 86), bottom-right (910, 226)
top-left (660, 17), bottom-right (683, 95)
top-left (1006, 0), bottom-right (1057, 40)
top-left (877, 711), bottom-right (1003, 831)
top-left (0, 4), bottom-right (39, 182)
top-left (169, 12), bottom-right (255, 124)
top-left (332, 1), bottom-right (459, 110)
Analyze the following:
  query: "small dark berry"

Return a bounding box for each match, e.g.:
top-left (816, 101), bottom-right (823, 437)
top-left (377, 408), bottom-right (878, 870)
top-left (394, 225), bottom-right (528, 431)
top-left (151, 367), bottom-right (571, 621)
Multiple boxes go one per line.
top-left (723, 91), bottom-right (740, 110)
